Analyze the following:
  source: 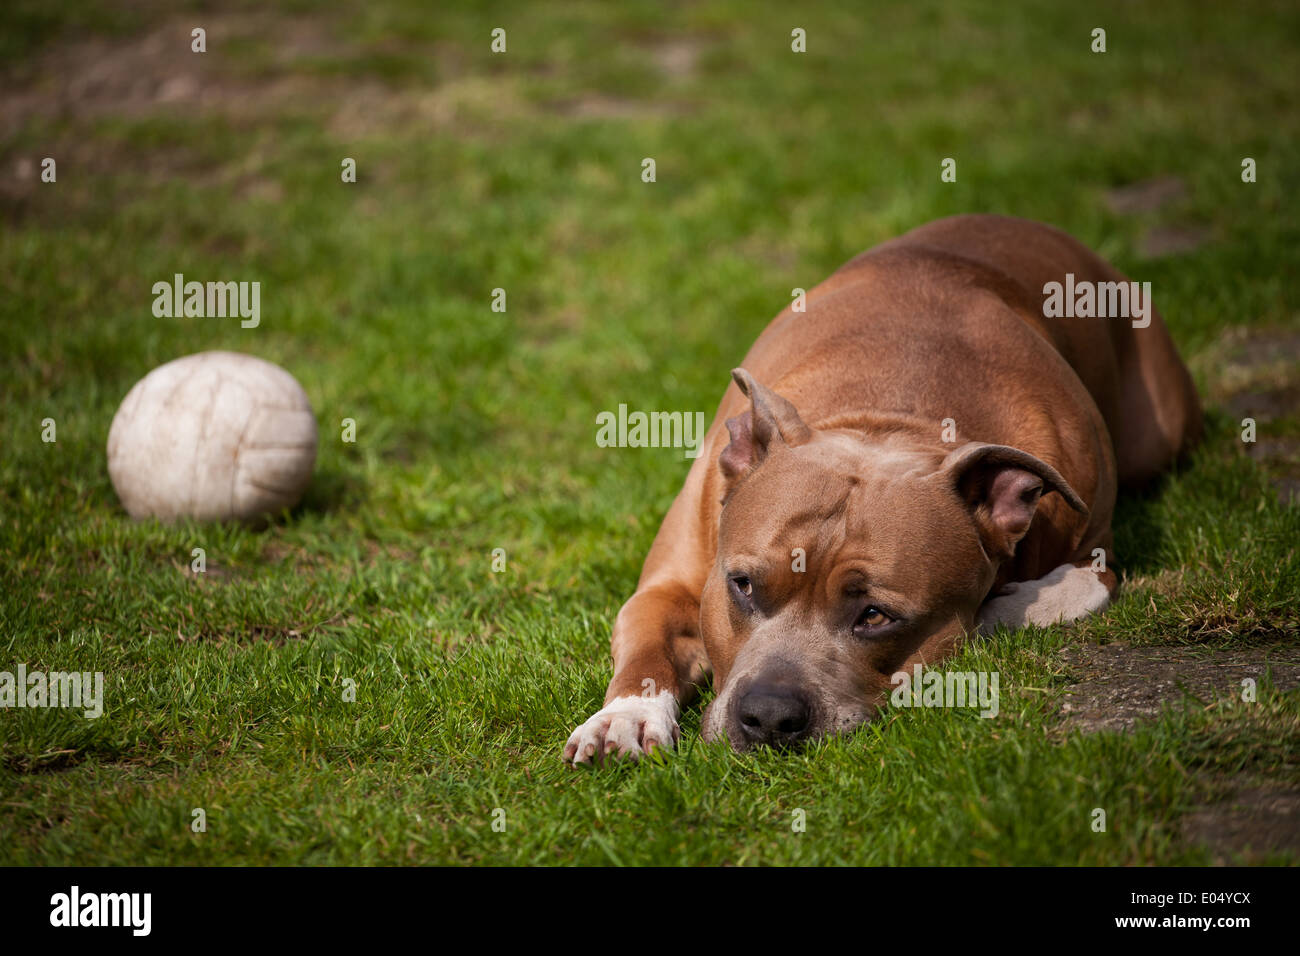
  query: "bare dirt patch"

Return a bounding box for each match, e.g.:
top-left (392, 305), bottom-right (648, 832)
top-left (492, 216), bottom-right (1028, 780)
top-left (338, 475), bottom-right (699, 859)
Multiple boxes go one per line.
top-left (326, 74), bottom-right (538, 139)
top-left (0, 12), bottom-right (521, 214)
top-left (1214, 326), bottom-right (1300, 376)
top-left (1102, 176), bottom-right (1210, 258)
top-left (649, 38), bottom-right (703, 80)
top-left (1247, 436), bottom-right (1300, 503)
top-left (1, 16), bottom-right (343, 139)
top-left (1137, 224), bottom-right (1212, 259)
top-left (1104, 175), bottom-right (1186, 215)
top-left (1181, 781), bottom-right (1300, 863)
top-left (1221, 387), bottom-right (1300, 423)
top-left (1204, 328), bottom-right (1300, 418)
top-left (1, 15), bottom-right (348, 216)
top-left (1057, 643), bottom-right (1300, 733)
top-left (1197, 326), bottom-right (1300, 503)
top-left (548, 93), bottom-right (671, 120)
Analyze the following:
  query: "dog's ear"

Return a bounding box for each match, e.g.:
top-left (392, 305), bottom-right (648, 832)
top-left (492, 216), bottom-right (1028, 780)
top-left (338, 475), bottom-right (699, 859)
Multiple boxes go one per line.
top-left (938, 442), bottom-right (1088, 558)
top-left (719, 368), bottom-right (812, 489)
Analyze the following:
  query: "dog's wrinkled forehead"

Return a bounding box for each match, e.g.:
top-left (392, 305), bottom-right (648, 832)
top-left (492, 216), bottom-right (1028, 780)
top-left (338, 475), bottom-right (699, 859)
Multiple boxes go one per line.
top-left (718, 432), bottom-right (945, 558)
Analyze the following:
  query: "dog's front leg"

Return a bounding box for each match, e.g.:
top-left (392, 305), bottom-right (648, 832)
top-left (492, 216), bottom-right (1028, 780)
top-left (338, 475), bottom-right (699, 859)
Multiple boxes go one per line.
top-left (564, 581), bottom-right (710, 765)
top-left (565, 437), bottom-right (722, 765)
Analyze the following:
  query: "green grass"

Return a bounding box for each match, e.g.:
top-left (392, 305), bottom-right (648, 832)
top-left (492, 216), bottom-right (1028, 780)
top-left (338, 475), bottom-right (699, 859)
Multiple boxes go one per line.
top-left (1, 0), bottom-right (1298, 865)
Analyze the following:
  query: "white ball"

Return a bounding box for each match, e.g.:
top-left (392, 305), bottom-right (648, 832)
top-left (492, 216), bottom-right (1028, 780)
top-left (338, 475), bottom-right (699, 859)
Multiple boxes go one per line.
top-left (107, 351), bottom-right (318, 522)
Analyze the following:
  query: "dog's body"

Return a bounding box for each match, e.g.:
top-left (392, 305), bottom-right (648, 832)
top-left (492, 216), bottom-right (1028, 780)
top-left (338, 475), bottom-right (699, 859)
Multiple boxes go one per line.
top-left (565, 214), bottom-right (1201, 762)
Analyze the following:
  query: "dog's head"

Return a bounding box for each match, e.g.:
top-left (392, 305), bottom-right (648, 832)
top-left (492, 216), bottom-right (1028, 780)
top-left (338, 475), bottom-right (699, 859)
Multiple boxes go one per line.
top-left (699, 368), bottom-right (1085, 751)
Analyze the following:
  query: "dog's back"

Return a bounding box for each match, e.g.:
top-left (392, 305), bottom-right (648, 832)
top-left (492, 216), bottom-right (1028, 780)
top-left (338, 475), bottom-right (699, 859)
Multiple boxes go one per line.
top-left (872, 214), bottom-right (1202, 485)
top-left (741, 214), bottom-right (1201, 489)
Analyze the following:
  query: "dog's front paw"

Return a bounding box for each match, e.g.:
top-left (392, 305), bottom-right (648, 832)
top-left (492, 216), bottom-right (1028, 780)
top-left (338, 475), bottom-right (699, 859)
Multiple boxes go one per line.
top-left (563, 691), bottom-right (680, 766)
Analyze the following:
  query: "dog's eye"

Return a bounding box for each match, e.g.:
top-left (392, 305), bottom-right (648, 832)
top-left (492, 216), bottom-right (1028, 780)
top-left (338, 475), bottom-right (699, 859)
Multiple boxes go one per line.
top-left (729, 575), bottom-right (754, 602)
top-left (854, 606), bottom-right (893, 633)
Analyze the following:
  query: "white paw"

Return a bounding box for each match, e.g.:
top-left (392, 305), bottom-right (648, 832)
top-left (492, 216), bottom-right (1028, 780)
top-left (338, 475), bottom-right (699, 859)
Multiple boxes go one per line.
top-left (564, 691), bottom-right (680, 766)
top-left (977, 563), bottom-right (1110, 631)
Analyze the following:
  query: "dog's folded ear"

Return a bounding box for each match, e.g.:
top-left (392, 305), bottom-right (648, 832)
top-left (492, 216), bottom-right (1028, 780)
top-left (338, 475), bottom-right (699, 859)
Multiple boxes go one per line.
top-left (719, 368), bottom-right (812, 489)
top-left (938, 442), bottom-right (1088, 559)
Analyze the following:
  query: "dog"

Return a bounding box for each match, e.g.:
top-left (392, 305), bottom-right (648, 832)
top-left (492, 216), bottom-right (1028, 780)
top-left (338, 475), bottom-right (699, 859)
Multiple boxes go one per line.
top-left (564, 214), bottom-right (1201, 763)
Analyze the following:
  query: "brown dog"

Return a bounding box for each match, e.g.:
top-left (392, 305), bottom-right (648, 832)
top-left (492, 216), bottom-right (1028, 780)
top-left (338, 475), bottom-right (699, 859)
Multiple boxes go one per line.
top-left (564, 214), bottom-right (1201, 762)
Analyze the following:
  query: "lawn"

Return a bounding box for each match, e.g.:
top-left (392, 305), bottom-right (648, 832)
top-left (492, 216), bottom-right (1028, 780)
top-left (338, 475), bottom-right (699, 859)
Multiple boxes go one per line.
top-left (1, 0), bottom-right (1297, 865)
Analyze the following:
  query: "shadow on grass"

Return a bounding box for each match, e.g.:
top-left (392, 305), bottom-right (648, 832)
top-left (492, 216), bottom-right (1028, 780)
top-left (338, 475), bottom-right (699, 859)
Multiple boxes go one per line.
top-left (1110, 407), bottom-right (1246, 576)
top-left (295, 464), bottom-right (367, 517)
top-left (1111, 479), bottom-right (1175, 576)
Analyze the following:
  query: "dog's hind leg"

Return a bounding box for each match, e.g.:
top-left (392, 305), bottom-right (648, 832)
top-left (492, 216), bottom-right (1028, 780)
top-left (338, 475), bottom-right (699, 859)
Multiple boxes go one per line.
top-left (976, 557), bottom-right (1115, 631)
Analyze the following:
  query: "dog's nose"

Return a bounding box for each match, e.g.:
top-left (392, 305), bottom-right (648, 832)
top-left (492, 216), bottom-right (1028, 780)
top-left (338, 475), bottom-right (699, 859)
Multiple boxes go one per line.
top-left (736, 683), bottom-right (812, 746)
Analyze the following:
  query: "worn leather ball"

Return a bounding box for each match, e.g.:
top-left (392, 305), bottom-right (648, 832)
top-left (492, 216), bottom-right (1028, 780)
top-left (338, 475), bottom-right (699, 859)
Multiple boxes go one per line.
top-left (107, 351), bottom-right (318, 522)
